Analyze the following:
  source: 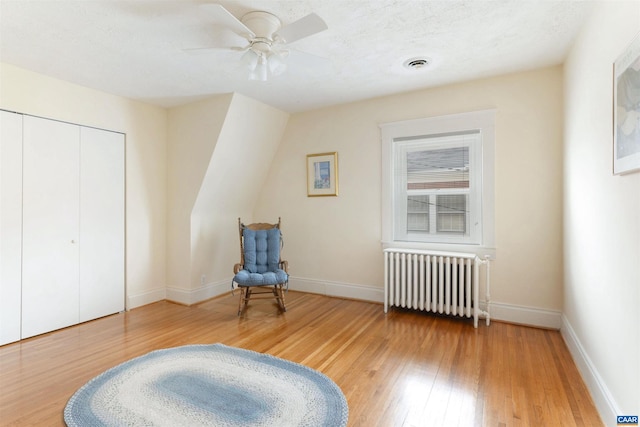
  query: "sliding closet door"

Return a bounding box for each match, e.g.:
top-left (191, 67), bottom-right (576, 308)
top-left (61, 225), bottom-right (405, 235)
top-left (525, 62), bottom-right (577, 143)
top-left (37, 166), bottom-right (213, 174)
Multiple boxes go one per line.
top-left (79, 127), bottom-right (125, 322)
top-left (0, 111), bottom-right (23, 345)
top-left (22, 116), bottom-right (80, 339)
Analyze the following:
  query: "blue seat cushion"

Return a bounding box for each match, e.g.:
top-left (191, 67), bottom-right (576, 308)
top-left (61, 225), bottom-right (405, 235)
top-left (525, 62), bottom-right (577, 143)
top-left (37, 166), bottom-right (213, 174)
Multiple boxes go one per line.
top-left (234, 227), bottom-right (287, 287)
top-left (233, 269), bottom-right (288, 287)
top-left (242, 228), bottom-right (281, 274)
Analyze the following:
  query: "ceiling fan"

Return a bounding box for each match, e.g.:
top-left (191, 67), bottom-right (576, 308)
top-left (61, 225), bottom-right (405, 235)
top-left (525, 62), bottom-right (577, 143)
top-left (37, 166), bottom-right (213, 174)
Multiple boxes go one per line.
top-left (199, 3), bottom-right (328, 81)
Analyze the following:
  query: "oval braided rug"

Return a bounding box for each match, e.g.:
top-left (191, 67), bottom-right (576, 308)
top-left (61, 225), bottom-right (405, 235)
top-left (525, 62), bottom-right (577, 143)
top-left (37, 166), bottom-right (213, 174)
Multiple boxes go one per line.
top-left (64, 343), bottom-right (348, 427)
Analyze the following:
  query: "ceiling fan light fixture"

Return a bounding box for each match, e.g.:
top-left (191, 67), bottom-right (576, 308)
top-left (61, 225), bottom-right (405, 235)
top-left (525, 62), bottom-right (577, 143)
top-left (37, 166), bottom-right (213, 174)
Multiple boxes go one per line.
top-left (268, 52), bottom-right (287, 76)
top-left (249, 54), bottom-right (268, 81)
top-left (242, 49), bottom-right (259, 70)
top-left (203, 5), bottom-right (327, 82)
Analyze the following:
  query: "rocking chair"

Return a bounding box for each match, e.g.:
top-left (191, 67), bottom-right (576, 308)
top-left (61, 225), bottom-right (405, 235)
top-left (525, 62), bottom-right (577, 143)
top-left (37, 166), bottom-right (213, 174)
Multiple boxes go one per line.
top-left (232, 218), bottom-right (289, 315)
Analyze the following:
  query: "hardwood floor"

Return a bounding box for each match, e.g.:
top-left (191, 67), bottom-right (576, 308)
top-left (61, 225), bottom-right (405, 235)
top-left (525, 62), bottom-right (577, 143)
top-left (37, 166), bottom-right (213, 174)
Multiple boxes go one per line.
top-left (0, 291), bottom-right (602, 426)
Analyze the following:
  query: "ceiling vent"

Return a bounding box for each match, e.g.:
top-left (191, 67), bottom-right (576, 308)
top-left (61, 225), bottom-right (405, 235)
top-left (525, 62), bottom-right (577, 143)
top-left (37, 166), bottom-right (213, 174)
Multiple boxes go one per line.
top-left (403, 57), bottom-right (432, 70)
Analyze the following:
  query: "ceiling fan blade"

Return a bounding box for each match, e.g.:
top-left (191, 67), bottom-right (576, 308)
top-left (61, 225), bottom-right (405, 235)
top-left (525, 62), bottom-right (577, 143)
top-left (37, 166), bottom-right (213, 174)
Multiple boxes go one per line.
top-left (275, 12), bottom-right (327, 44)
top-left (286, 48), bottom-right (332, 74)
top-left (183, 45), bottom-right (247, 55)
top-left (200, 3), bottom-right (255, 39)
top-left (183, 46), bottom-right (224, 55)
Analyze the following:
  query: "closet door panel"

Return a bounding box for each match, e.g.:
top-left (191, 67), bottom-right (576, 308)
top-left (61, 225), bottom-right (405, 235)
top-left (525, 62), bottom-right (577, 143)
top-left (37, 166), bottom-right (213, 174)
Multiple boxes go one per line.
top-left (0, 111), bottom-right (23, 345)
top-left (79, 127), bottom-right (125, 322)
top-left (22, 116), bottom-right (80, 339)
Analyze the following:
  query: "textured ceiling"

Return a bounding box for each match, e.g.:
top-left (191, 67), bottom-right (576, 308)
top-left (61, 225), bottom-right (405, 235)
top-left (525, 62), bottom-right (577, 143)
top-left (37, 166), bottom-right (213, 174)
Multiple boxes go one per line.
top-left (0, 0), bottom-right (592, 113)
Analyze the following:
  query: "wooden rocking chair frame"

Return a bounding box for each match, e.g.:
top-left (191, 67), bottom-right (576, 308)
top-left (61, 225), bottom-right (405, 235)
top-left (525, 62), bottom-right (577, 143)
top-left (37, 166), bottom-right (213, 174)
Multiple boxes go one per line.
top-left (233, 218), bottom-right (288, 315)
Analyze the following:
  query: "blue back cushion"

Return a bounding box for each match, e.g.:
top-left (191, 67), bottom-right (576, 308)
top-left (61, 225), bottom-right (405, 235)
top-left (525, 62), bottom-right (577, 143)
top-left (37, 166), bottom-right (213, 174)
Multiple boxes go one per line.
top-left (242, 228), bottom-right (281, 273)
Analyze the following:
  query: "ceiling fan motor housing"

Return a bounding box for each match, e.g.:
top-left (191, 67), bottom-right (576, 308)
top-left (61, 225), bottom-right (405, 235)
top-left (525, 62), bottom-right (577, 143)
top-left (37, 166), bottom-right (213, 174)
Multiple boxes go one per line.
top-left (241, 11), bottom-right (281, 40)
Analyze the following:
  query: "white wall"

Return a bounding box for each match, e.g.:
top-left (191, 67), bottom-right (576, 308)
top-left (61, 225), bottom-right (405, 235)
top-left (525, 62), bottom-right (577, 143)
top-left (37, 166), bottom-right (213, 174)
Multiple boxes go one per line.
top-left (0, 63), bottom-right (167, 309)
top-left (166, 93), bottom-right (233, 298)
top-left (563, 1), bottom-right (640, 422)
top-left (166, 93), bottom-right (289, 304)
top-left (255, 66), bottom-right (565, 327)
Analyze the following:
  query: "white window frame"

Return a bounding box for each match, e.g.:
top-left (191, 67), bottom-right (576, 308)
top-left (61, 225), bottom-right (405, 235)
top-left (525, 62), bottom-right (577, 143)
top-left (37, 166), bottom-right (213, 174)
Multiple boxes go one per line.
top-left (394, 132), bottom-right (481, 244)
top-left (380, 110), bottom-right (496, 258)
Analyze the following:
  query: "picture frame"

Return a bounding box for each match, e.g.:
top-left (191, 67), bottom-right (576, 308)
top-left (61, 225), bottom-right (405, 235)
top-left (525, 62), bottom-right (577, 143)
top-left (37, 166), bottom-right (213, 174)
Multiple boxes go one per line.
top-left (306, 152), bottom-right (338, 197)
top-left (613, 31), bottom-right (640, 175)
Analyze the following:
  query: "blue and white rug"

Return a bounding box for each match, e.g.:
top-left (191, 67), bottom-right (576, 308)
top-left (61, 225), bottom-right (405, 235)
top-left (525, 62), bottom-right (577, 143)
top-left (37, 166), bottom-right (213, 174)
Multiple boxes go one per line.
top-left (64, 343), bottom-right (348, 427)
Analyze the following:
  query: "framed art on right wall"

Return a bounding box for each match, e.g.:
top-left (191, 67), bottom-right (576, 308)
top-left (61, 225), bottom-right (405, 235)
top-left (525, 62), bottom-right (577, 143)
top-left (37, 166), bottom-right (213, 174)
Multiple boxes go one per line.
top-left (306, 152), bottom-right (338, 197)
top-left (614, 32), bottom-right (640, 175)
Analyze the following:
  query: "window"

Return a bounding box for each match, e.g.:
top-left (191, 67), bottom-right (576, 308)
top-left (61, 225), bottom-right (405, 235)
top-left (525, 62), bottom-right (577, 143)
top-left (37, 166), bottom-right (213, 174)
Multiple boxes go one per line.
top-left (394, 132), bottom-right (480, 244)
top-left (380, 110), bottom-right (495, 255)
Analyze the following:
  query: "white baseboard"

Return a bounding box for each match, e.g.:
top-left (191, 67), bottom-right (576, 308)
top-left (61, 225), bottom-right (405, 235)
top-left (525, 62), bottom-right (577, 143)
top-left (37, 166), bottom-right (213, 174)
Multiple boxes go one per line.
top-left (288, 277), bottom-right (384, 303)
top-left (127, 287), bottom-right (166, 309)
top-left (149, 276), bottom-right (560, 331)
top-left (290, 278), bottom-right (561, 329)
top-left (157, 277), bottom-right (383, 307)
top-left (561, 315), bottom-right (619, 427)
top-left (165, 279), bottom-right (230, 306)
top-left (486, 301), bottom-right (562, 329)
top-left (128, 280), bottom-right (231, 308)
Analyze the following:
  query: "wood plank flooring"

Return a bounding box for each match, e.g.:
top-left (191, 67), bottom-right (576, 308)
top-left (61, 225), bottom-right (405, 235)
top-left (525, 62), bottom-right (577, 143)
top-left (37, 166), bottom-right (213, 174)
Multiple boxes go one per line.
top-left (0, 291), bottom-right (603, 426)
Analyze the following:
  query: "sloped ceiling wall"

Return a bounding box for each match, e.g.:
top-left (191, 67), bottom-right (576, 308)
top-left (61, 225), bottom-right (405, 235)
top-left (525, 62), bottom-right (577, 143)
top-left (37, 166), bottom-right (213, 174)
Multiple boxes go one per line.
top-left (166, 92), bottom-right (289, 295)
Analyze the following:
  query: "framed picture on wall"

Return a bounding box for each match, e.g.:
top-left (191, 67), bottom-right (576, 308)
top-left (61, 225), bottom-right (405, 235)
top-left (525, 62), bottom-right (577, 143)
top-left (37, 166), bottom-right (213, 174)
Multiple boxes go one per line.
top-left (306, 152), bottom-right (338, 196)
top-left (613, 31), bottom-right (640, 175)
